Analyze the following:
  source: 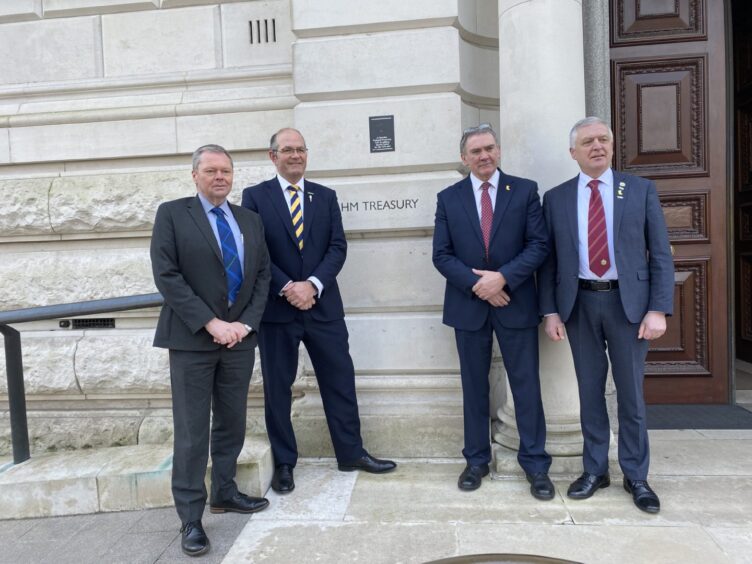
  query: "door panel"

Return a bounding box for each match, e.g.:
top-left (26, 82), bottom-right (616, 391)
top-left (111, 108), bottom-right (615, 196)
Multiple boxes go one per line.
top-left (610, 0), bottom-right (729, 403)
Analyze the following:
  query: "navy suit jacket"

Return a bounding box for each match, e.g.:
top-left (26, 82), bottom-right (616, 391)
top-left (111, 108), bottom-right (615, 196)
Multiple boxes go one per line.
top-left (151, 196), bottom-right (271, 351)
top-left (241, 177), bottom-right (346, 323)
top-left (538, 171), bottom-right (674, 324)
top-left (432, 169), bottom-right (549, 331)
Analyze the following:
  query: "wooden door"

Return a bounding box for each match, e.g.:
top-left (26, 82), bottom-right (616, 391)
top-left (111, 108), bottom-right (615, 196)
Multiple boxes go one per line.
top-left (610, 0), bottom-right (729, 403)
top-left (733, 0), bottom-right (752, 365)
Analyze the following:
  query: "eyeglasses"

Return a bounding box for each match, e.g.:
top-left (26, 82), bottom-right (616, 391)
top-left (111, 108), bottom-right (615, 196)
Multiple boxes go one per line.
top-left (274, 147), bottom-right (308, 155)
top-left (462, 123), bottom-right (493, 136)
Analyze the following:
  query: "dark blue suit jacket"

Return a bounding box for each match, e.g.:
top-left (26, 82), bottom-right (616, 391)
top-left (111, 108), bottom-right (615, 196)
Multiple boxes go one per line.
top-left (241, 177), bottom-right (346, 323)
top-left (432, 170), bottom-right (549, 331)
top-left (538, 171), bottom-right (674, 324)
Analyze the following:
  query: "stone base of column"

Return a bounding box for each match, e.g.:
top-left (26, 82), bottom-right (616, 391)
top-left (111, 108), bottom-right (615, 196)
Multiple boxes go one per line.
top-left (492, 428), bottom-right (619, 476)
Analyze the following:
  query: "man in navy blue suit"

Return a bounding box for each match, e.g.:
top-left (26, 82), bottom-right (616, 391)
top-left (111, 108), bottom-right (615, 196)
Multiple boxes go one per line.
top-left (433, 124), bottom-right (553, 497)
top-left (242, 128), bottom-right (396, 494)
top-left (538, 117), bottom-right (673, 514)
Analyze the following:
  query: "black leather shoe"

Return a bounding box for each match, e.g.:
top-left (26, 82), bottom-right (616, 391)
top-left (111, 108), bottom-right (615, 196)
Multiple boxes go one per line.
top-left (181, 520), bottom-right (209, 557)
top-left (271, 464), bottom-right (295, 493)
top-left (458, 464), bottom-right (490, 491)
top-left (623, 478), bottom-right (660, 514)
top-left (209, 492), bottom-right (269, 514)
top-left (338, 453), bottom-right (397, 474)
top-left (526, 472), bottom-right (555, 500)
top-left (567, 472), bottom-right (611, 499)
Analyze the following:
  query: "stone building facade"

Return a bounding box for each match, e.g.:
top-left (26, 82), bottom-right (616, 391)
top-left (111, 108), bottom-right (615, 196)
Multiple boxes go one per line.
top-left (0, 0), bottom-right (618, 465)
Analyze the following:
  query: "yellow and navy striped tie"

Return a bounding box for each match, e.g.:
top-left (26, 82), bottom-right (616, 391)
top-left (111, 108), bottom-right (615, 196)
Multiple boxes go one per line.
top-left (289, 184), bottom-right (304, 250)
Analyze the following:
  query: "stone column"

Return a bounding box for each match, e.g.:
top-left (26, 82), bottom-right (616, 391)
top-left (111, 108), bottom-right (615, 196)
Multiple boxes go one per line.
top-left (493, 0), bottom-right (586, 472)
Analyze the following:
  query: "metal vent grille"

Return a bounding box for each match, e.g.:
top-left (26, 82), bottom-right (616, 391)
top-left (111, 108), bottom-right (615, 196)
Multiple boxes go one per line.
top-left (250, 18), bottom-right (276, 44)
top-left (71, 318), bottom-right (115, 329)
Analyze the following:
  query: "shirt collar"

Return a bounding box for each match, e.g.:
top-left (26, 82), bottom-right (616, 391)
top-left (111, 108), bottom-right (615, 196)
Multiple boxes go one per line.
top-left (197, 192), bottom-right (231, 215)
top-left (469, 169), bottom-right (500, 192)
top-left (277, 174), bottom-right (305, 193)
top-left (578, 168), bottom-right (613, 189)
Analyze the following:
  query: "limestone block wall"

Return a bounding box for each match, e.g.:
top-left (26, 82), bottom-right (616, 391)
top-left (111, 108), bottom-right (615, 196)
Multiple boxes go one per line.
top-left (0, 0), bottom-right (504, 458)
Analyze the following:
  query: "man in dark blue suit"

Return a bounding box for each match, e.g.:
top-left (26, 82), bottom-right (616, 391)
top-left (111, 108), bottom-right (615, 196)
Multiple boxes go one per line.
top-left (433, 124), bottom-right (553, 497)
top-left (241, 128), bottom-right (395, 494)
top-left (538, 117), bottom-right (674, 513)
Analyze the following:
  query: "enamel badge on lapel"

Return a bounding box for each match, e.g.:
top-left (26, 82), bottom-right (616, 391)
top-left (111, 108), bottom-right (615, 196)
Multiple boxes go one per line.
top-left (308, 192), bottom-right (313, 202)
top-left (616, 181), bottom-right (626, 199)
top-left (505, 184), bottom-right (510, 191)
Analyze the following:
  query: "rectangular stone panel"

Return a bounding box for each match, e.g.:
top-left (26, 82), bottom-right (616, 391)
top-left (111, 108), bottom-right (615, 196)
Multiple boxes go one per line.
top-left (459, 39), bottom-right (500, 102)
top-left (0, 247), bottom-right (154, 310)
top-left (176, 109), bottom-right (293, 154)
top-left (0, 16), bottom-right (99, 85)
top-left (0, 332), bottom-right (81, 395)
top-left (296, 93), bottom-right (462, 173)
top-left (344, 313), bottom-right (459, 372)
top-left (292, 0), bottom-right (458, 36)
top-left (323, 171), bottom-right (460, 233)
top-left (42, 0), bottom-right (158, 17)
top-left (0, 0), bottom-right (41, 22)
top-left (339, 237), bottom-right (444, 311)
top-left (9, 117), bottom-right (177, 162)
top-left (221, 0), bottom-right (293, 68)
top-left (0, 129), bottom-right (10, 164)
top-left (293, 27), bottom-right (460, 100)
top-left (102, 6), bottom-right (219, 77)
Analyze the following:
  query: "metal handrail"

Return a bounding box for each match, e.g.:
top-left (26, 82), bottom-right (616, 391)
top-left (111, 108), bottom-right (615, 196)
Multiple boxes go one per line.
top-left (0, 292), bottom-right (164, 464)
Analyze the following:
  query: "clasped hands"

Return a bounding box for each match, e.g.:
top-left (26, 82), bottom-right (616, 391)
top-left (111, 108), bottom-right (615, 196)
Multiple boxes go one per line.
top-left (205, 318), bottom-right (250, 348)
top-left (471, 269), bottom-right (510, 307)
top-left (283, 281), bottom-right (317, 311)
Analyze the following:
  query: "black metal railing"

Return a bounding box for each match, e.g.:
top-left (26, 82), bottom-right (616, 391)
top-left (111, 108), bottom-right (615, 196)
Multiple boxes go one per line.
top-left (0, 293), bottom-right (163, 464)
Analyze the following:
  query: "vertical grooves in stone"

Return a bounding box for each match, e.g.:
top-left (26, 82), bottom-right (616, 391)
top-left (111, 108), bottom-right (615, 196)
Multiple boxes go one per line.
top-left (71, 335), bottom-right (84, 395)
top-left (46, 178), bottom-right (57, 234)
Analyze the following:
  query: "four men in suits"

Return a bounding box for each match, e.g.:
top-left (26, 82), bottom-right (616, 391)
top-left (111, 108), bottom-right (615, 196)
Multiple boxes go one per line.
top-left (151, 145), bottom-right (272, 556)
top-left (150, 120), bottom-right (672, 528)
top-left (241, 128), bottom-right (396, 494)
top-left (538, 117), bottom-right (674, 513)
top-left (432, 124), bottom-right (554, 497)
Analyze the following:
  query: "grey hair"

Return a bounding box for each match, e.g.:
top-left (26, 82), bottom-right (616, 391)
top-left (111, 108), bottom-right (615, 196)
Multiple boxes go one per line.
top-left (192, 144), bottom-right (233, 171)
top-left (569, 117), bottom-right (614, 148)
top-left (460, 123), bottom-right (499, 154)
top-left (270, 128), bottom-right (306, 151)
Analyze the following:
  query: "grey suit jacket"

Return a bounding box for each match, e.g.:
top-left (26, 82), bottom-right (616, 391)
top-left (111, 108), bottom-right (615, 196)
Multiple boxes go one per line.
top-left (150, 195), bottom-right (271, 351)
top-left (538, 171), bottom-right (674, 324)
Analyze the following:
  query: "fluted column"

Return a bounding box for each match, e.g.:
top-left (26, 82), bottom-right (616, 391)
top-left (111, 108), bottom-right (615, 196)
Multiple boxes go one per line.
top-left (493, 0), bottom-right (587, 470)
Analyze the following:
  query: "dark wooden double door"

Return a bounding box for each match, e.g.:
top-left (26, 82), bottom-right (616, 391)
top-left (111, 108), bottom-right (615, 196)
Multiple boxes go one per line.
top-left (609, 0), bottom-right (751, 403)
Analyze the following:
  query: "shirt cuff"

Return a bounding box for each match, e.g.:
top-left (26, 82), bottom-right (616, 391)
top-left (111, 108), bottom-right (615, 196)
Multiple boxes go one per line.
top-left (308, 276), bottom-right (323, 296)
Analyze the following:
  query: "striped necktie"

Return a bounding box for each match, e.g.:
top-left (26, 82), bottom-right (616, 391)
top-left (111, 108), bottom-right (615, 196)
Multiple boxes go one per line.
top-left (288, 184), bottom-right (304, 250)
top-left (210, 207), bottom-right (243, 304)
top-left (587, 179), bottom-right (610, 277)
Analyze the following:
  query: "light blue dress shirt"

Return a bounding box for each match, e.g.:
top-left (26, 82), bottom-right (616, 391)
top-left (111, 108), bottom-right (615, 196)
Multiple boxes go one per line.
top-left (197, 193), bottom-right (245, 277)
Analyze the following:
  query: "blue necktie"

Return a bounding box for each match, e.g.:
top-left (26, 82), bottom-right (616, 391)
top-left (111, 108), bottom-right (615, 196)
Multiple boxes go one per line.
top-left (210, 207), bottom-right (243, 305)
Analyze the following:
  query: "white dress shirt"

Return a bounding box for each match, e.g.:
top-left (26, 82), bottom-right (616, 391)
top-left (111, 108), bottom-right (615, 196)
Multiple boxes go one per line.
top-left (577, 168), bottom-right (618, 281)
top-left (469, 170), bottom-right (501, 220)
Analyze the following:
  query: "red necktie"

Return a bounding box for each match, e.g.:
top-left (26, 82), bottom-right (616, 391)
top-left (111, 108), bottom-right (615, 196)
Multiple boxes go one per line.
top-left (587, 179), bottom-right (610, 277)
top-left (480, 182), bottom-right (493, 258)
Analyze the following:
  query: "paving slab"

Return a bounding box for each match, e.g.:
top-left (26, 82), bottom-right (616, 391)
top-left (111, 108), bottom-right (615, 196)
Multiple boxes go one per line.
top-left (707, 526), bottom-right (752, 564)
top-left (345, 462), bottom-right (572, 524)
top-left (456, 523), bottom-right (733, 564)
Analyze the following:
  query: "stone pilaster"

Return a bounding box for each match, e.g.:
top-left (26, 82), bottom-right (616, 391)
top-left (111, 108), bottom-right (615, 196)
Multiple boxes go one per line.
top-left (493, 0), bottom-right (586, 471)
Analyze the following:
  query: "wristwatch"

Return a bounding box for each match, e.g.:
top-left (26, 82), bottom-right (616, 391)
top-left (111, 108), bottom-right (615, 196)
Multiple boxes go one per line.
top-left (242, 324), bottom-right (253, 335)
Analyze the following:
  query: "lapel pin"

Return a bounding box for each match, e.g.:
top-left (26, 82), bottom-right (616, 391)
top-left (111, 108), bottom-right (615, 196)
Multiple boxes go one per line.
top-left (308, 192), bottom-right (313, 202)
top-left (505, 185), bottom-right (510, 191)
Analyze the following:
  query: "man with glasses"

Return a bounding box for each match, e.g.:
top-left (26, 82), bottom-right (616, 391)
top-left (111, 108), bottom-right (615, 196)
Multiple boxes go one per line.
top-left (242, 128), bottom-right (396, 495)
top-left (433, 124), bottom-right (553, 497)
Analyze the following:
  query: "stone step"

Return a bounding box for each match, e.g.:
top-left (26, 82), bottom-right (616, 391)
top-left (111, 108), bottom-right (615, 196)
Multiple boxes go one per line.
top-left (0, 434), bottom-right (273, 519)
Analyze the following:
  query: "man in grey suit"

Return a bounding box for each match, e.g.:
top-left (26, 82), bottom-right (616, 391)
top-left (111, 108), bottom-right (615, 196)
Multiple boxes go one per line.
top-left (151, 145), bottom-right (271, 556)
top-left (538, 117), bottom-right (674, 514)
